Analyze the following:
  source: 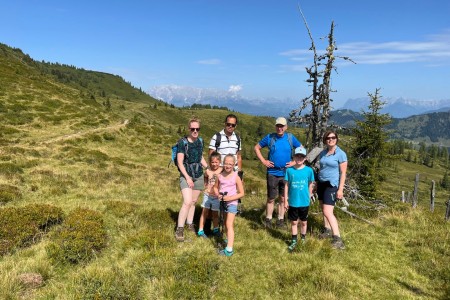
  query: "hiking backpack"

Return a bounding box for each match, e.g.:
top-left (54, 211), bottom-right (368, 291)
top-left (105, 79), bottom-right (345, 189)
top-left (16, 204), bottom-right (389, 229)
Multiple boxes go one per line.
top-left (168, 136), bottom-right (204, 168)
top-left (268, 132), bottom-right (294, 160)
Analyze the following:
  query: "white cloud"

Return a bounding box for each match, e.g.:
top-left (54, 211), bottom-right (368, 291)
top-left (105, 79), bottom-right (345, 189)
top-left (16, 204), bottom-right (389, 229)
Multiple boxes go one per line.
top-left (280, 29), bottom-right (450, 68)
top-left (228, 85), bottom-right (243, 93)
top-left (196, 58), bottom-right (221, 65)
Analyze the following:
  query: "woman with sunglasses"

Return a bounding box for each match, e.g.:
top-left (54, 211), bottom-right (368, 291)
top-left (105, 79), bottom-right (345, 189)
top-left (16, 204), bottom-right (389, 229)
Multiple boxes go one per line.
top-left (175, 117), bottom-right (208, 242)
top-left (316, 130), bottom-right (347, 250)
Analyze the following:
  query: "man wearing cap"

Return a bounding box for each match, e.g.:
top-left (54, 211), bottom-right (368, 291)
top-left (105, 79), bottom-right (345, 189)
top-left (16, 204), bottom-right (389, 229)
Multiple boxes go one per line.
top-left (254, 117), bottom-right (302, 229)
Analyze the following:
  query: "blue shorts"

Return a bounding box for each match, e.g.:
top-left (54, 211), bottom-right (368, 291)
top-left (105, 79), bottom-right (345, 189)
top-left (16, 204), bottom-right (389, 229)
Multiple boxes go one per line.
top-left (201, 194), bottom-right (220, 212)
top-left (317, 181), bottom-right (337, 206)
top-left (224, 204), bottom-right (238, 214)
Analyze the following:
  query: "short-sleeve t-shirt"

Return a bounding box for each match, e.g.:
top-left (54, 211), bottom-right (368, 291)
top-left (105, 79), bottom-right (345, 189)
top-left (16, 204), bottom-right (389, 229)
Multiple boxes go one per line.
top-left (258, 133), bottom-right (301, 176)
top-left (177, 138), bottom-right (204, 178)
top-left (318, 146), bottom-right (347, 187)
top-left (284, 166), bottom-right (315, 207)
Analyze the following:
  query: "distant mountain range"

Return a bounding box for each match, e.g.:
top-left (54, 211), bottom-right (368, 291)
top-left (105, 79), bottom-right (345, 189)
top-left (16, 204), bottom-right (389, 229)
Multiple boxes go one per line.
top-left (148, 85), bottom-right (299, 117)
top-left (149, 85), bottom-right (450, 119)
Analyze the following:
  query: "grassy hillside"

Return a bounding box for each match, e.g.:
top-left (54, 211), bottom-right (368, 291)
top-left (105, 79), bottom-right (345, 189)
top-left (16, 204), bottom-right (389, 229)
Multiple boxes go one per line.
top-left (0, 43), bottom-right (449, 299)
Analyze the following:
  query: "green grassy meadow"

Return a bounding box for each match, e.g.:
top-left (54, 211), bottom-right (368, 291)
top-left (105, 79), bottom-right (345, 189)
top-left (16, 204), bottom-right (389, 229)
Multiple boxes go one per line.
top-left (0, 43), bottom-right (449, 299)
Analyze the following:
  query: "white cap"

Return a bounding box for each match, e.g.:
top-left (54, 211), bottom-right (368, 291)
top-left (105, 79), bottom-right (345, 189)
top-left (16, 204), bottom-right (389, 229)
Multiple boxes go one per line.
top-left (294, 146), bottom-right (307, 156)
top-left (275, 117), bottom-right (287, 126)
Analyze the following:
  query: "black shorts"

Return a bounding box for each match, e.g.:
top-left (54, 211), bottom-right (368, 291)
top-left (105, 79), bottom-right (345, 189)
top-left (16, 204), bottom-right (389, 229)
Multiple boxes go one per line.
top-left (288, 206), bottom-right (309, 221)
top-left (317, 181), bottom-right (338, 206)
top-left (266, 173), bottom-right (285, 200)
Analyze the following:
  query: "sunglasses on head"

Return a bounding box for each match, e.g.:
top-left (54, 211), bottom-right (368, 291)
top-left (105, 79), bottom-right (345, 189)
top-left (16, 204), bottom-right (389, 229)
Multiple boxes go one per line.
top-left (190, 128), bottom-right (200, 132)
top-left (226, 123), bottom-right (236, 128)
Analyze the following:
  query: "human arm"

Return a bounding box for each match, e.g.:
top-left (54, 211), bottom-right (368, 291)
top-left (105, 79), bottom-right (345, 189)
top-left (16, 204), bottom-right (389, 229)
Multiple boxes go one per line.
top-left (254, 143), bottom-right (274, 168)
top-left (337, 161), bottom-right (348, 199)
top-left (284, 181), bottom-right (289, 210)
top-left (237, 150), bottom-right (242, 171)
top-left (177, 152), bottom-right (194, 188)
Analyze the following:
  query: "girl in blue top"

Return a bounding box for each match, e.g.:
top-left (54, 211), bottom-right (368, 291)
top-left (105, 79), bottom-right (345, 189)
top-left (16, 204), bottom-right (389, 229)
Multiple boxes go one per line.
top-left (317, 130), bottom-right (347, 250)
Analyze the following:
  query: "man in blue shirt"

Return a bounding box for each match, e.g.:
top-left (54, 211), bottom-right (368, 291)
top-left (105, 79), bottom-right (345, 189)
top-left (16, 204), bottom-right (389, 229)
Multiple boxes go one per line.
top-left (254, 117), bottom-right (301, 229)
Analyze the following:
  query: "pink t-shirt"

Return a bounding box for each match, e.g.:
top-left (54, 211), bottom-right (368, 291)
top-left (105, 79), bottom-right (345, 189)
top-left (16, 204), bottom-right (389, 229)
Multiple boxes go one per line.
top-left (219, 172), bottom-right (238, 206)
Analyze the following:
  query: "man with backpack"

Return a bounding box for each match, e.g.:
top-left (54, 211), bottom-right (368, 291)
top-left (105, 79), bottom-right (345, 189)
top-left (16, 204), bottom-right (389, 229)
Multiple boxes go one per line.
top-left (254, 117), bottom-right (302, 229)
top-left (208, 114), bottom-right (242, 172)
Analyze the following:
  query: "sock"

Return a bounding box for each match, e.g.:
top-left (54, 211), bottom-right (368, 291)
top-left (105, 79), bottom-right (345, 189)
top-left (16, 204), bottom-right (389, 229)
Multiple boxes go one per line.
top-left (226, 246), bottom-right (233, 252)
top-left (301, 234), bottom-right (306, 240)
top-left (292, 234), bottom-right (298, 241)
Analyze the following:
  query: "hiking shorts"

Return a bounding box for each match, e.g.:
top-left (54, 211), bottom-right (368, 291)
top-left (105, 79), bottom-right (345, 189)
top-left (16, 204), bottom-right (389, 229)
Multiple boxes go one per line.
top-left (317, 181), bottom-right (337, 206)
top-left (288, 206), bottom-right (309, 222)
top-left (225, 204), bottom-right (238, 214)
top-left (201, 194), bottom-right (220, 211)
top-left (180, 176), bottom-right (204, 191)
top-left (267, 173), bottom-right (285, 200)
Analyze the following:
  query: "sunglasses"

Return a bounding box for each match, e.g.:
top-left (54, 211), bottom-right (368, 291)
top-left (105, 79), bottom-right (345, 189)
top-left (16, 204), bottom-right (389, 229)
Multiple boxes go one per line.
top-left (190, 128), bottom-right (200, 132)
top-left (326, 136), bottom-right (337, 141)
top-left (226, 123), bottom-right (236, 128)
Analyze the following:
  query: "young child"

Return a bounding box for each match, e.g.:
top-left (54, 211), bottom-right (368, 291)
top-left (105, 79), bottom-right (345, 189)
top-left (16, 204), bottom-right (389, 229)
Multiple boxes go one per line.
top-left (197, 151), bottom-right (223, 238)
top-left (214, 154), bottom-right (245, 257)
top-left (284, 146), bottom-right (315, 252)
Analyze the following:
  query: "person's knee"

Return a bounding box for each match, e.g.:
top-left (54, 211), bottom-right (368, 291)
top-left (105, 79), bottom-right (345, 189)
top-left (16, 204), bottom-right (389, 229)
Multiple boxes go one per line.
top-left (267, 198), bottom-right (275, 204)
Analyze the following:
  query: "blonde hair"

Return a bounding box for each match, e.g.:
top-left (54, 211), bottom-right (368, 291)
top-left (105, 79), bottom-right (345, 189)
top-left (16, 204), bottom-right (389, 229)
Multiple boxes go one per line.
top-left (188, 117), bottom-right (200, 128)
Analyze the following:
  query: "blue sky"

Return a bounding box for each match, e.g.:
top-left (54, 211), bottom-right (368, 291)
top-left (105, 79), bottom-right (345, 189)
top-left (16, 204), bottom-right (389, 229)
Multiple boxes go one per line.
top-left (2, 0), bottom-right (450, 108)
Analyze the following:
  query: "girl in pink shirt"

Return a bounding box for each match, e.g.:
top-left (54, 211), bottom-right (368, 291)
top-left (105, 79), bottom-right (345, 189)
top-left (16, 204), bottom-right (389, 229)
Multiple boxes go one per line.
top-left (214, 154), bottom-right (244, 257)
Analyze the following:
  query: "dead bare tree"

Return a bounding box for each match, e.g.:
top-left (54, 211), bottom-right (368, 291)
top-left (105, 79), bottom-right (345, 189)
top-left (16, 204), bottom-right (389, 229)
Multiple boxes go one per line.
top-left (289, 4), bottom-right (355, 149)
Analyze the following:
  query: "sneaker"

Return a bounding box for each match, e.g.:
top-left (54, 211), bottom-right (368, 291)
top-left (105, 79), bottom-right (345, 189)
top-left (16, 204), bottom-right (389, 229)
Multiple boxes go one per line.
top-left (276, 219), bottom-right (285, 228)
top-left (197, 230), bottom-right (208, 238)
top-left (318, 228), bottom-right (332, 239)
top-left (264, 218), bottom-right (272, 229)
top-left (187, 223), bottom-right (196, 233)
top-left (175, 227), bottom-right (184, 242)
top-left (218, 248), bottom-right (234, 257)
top-left (331, 236), bottom-right (345, 250)
top-left (288, 240), bottom-right (297, 252)
top-left (212, 228), bottom-right (221, 237)
top-left (301, 237), bottom-right (306, 245)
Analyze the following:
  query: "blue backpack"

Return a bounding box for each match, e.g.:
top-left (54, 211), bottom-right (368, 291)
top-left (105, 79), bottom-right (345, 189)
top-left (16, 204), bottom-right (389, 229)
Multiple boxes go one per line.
top-left (168, 136), bottom-right (203, 169)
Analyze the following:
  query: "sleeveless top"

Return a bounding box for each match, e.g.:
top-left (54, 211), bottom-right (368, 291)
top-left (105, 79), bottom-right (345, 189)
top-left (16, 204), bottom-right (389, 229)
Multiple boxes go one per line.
top-left (218, 172), bottom-right (238, 206)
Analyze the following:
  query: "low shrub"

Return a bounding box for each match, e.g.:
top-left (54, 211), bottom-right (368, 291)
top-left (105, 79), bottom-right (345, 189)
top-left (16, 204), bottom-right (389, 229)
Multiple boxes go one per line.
top-left (0, 162), bottom-right (23, 176)
top-left (0, 184), bottom-right (22, 204)
top-left (0, 204), bottom-right (64, 255)
top-left (138, 209), bottom-right (174, 230)
top-left (47, 208), bottom-right (107, 264)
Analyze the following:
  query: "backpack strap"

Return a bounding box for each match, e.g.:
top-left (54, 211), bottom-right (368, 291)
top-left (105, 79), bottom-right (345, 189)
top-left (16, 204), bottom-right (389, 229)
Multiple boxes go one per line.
top-left (268, 133), bottom-right (294, 160)
top-left (214, 132), bottom-right (221, 151)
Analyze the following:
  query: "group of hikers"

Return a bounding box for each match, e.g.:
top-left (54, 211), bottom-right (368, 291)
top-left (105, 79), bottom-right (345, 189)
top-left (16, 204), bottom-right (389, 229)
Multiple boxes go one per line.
top-left (174, 114), bottom-right (347, 256)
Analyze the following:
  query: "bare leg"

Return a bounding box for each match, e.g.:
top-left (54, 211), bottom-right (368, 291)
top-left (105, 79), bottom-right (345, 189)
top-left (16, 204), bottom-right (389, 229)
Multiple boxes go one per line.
top-left (323, 204), bottom-right (340, 236)
top-left (266, 199), bottom-right (275, 219)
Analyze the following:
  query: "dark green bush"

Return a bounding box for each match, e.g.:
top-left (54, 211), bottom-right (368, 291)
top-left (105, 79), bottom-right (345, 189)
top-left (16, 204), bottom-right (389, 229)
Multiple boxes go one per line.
top-left (0, 184), bottom-right (22, 204)
top-left (47, 208), bottom-right (107, 264)
top-left (0, 204), bottom-right (64, 255)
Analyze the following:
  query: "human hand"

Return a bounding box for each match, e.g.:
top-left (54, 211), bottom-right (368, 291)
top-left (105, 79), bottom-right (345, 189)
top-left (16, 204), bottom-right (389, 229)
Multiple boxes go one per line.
top-left (264, 159), bottom-right (274, 168)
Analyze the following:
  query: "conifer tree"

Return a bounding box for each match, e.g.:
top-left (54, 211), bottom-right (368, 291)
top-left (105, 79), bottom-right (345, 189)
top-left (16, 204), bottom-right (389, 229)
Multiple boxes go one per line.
top-left (351, 89), bottom-right (392, 199)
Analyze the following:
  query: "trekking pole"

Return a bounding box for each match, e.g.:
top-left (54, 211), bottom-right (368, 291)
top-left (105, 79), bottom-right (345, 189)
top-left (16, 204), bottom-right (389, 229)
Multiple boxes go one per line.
top-left (218, 192), bottom-right (228, 241)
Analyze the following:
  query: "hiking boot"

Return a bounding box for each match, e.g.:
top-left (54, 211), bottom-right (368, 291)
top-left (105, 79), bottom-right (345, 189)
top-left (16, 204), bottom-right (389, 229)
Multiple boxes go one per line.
top-left (197, 230), bottom-right (208, 238)
top-left (264, 218), bottom-right (272, 229)
top-left (331, 236), bottom-right (345, 250)
top-left (318, 228), bottom-right (332, 239)
top-left (175, 227), bottom-right (184, 242)
top-left (218, 248), bottom-right (234, 257)
top-left (288, 240), bottom-right (297, 252)
top-left (187, 223), bottom-right (196, 233)
top-left (276, 219), bottom-right (285, 228)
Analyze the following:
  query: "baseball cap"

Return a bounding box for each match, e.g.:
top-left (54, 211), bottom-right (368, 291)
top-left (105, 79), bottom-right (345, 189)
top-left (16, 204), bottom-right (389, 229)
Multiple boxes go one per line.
top-left (294, 146), bottom-right (307, 156)
top-left (275, 117), bottom-right (287, 126)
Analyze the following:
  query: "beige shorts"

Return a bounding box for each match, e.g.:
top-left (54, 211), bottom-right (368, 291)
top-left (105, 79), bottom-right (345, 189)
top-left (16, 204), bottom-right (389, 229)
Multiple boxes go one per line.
top-left (180, 176), bottom-right (204, 191)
